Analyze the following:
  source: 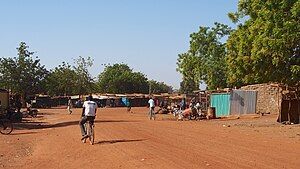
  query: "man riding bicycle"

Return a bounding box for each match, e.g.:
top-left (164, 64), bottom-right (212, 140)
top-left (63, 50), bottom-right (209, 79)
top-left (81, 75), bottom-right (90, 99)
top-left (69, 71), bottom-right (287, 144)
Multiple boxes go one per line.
top-left (79, 95), bottom-right (97, 140)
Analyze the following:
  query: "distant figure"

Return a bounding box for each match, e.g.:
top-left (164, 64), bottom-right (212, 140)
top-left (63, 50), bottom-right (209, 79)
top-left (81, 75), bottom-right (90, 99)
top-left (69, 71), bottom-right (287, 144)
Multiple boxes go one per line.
top-left (79, 95), bottom-right (97, 140)
top-left (126, 98), bottom-right (132, 113)
top-left (148, 97), bottom-right (155, 120)
top-left (158, 99), bottom-right (168, 114)
top-left (67, 98), bottom-right (73, 114)
top-left (196, 100), bottom-right (201, 112)
top-left (180, 98), bottom-right (186, 111)
top-left (189, 97), bottom-right (196, 108)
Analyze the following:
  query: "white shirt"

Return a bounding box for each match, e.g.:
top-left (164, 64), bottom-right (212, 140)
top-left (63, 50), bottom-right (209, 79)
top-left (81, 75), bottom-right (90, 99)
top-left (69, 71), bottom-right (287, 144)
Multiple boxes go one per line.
top-left (83, 100), bottom-right (98, 116)
top-left (148, 99), bottom-right (155, 108)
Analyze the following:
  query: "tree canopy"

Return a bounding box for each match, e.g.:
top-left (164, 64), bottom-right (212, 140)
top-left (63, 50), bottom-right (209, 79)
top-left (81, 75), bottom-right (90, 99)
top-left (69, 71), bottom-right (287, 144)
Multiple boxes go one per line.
top-left (177, 22), bottom-right (232, 91)
top-left (97, 63), bottom-right (149, 94)
top-left (177, 0), bottom-right (300, 90)
top-left (45, 62), bottom-right (78, 96)
top-left (73, 56), bottom-right (95, 95)
top-left (148, 80), bottom-right (172, 94)
top-left (0, 43), bottom-right (173, 97)
top-left (0, 42), bottom-right (48, 98)
top-left (45, 56), bottom-right (96, 96)
top-left (226, 0), bottom-right (300, 86)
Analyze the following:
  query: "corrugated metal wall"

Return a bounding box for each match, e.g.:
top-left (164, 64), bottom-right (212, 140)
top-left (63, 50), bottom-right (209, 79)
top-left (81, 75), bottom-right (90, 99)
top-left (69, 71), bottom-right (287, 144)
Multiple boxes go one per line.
top-left (210, 93), bottom-right (230, 117)
top-left (230, 90), bottom-right (257, 115)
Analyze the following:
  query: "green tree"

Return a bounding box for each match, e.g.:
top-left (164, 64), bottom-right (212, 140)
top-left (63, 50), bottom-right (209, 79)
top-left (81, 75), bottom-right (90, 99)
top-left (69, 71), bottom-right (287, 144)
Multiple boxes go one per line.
top-left (73, 56), bottom-right (95, 95)
top-left (97, 63), bottom-right (149, 94)
top-left (226, 0), bottom-right (300, 86)
top-left (177, 53), bottom-right (199, 93)
top-left (179, 77), bottom-right (198, 94)
top-left (0, 42), bottom-right (48, 99)
top-left (148, 80), bottom-right (172, 94)
top-left (177, 22), bottom-right (232, 90)
top-left (45, 62), bottom-right (78, 96)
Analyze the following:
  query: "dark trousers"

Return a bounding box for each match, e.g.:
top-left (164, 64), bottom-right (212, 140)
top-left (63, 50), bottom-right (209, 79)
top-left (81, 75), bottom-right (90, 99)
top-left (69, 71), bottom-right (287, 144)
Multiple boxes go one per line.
top-left (79, 116), bottom-right (95, 136)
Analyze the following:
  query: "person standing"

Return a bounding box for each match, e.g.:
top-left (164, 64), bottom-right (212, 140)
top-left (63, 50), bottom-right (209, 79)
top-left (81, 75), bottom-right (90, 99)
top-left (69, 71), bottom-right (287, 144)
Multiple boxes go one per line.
top-left (67, 98), bottom-right (73, 114)
top-left (79, 95), bottom-right (97, 140)
top-left (126, 98), bottom-right (132, 113)
top-left (180, 98), bottom-right (186, 111)
top-left (148, 97), bottom-right (155, 120)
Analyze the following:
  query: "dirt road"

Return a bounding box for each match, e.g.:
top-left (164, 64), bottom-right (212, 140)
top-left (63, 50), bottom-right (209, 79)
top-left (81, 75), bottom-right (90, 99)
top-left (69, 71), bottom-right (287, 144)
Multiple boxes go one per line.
top-left (1, 107), bottom-right (299, 169)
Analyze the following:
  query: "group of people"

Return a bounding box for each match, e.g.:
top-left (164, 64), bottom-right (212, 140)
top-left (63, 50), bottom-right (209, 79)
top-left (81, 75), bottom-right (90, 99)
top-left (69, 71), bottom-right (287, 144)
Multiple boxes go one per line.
top-left (147, 97), bottom-right (189, 120)
top-left (147, 97), bottom-right (205, 120)
top-left (77, 96), bottom-right (202, 141)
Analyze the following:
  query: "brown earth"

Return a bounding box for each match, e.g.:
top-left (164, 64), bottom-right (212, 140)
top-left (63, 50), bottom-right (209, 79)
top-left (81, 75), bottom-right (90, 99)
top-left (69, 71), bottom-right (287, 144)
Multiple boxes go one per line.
top-left (0, 107), bottom-right (299, 169)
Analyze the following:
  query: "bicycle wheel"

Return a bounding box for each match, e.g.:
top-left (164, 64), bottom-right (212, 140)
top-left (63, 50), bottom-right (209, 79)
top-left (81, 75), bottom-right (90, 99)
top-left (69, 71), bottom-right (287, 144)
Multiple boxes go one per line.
top-left (82, 123), bottom-right (88, 143)
top-left (88, 123), bottom-right (95, 145)
top-left (0, 119), bottom-right (13, 135)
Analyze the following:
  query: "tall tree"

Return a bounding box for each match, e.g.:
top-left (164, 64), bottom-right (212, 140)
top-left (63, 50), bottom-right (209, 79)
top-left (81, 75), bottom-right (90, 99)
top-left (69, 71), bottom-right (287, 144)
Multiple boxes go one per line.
top-left (177, 53), bottom-right (200, 93)
top-left (177, 22), bottom-right (232, 90)
top-left (0, 42), bottom-right (48, 98)
top-left (97, 63), bottom-right (149, 94)
top-left (45, 62), bottom-right (78, 96)
top-left (226, 0), bottom-right (300, 86)
top-left (73, 56), bottom-right (95, 95)
top-left (179, 77), bottom-right (198, 94)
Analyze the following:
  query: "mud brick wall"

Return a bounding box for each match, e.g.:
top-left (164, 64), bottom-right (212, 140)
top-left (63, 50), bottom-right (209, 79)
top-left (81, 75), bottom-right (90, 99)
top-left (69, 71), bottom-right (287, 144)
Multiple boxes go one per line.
top-left (241, 84), bottom-right (282, 114)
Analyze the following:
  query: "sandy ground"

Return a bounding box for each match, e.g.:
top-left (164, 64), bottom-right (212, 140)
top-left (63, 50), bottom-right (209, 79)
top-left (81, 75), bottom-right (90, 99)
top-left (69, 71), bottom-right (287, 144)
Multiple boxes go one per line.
top-left (0, 107), bottom-right (300, 169)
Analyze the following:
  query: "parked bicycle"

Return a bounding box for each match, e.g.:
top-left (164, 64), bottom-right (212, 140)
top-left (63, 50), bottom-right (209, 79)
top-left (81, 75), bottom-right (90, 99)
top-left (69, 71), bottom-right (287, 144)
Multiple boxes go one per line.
top-left (82, 120), bottom-right (95, 145)
top-left (0, 117), bottom-right (13, 135)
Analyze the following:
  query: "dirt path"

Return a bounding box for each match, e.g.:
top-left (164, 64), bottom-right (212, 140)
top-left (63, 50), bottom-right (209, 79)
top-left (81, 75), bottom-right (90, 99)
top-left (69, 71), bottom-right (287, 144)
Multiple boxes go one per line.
top-left (1, 107), bottom-right (300, 169)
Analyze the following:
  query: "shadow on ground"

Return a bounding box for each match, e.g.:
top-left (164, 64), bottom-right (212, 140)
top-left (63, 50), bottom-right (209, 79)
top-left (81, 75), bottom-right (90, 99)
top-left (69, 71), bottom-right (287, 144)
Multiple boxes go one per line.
top-left (10, 131), bottom-right (39, 135)
top-left (13, 119), bottom-right (139, 130)
top-left (94, 139), bottom-right (145, 145)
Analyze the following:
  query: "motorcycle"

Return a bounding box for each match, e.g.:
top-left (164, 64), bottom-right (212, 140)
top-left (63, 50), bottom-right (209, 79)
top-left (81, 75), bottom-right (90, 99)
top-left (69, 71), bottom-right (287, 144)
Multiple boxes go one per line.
top-left (188, 104), bottom-right (206, 120)
top-left (23, 107), bottom-right (38, 118)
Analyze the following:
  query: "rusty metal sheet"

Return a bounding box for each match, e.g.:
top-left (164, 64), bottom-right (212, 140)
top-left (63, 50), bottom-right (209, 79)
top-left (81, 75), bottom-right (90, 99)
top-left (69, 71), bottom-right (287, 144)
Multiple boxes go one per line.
top-left (230, 90), bottom-right (257, 115)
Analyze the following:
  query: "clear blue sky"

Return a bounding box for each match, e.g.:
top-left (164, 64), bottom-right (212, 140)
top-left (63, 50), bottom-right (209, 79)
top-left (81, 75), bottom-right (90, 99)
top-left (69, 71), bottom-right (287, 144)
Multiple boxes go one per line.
top-left (0, 0), bottom-right (238, 89)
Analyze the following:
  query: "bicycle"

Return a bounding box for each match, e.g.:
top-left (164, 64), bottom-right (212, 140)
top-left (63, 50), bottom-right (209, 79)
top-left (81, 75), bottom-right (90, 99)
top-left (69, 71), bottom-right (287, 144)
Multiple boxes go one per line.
top-left (82, 120), bottom-right (95, 145)
top-left (0, 118), bottom-right (13, 135)
top-left (22, 108), bottom-right (38, 118)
